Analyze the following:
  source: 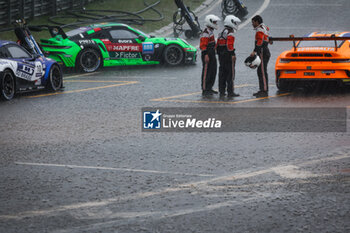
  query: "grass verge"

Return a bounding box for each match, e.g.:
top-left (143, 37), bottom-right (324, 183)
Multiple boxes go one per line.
top-left (0, 0), bottom-right (204, 41)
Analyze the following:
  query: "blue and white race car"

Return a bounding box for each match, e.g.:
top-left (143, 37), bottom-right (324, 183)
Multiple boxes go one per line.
top-left (0, 20), bottom-right (63, 100)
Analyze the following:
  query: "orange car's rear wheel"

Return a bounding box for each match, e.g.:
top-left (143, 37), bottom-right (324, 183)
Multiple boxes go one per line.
top-left (277, 78), bottom-right (291, 91)
top-left (276, 71), bottom-right (294, 91)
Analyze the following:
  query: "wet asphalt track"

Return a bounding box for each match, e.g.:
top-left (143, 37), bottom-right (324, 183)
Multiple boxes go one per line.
top-left (0, 0), bottom-right (350, 232)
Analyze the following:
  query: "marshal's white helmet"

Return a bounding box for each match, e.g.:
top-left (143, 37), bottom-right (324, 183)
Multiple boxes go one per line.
top-left (204, 14), bottom-right (221, 30)
top-left (224, 15), bottom-right (241, 31)
top-left (245, 54), bottom-right (261, 69)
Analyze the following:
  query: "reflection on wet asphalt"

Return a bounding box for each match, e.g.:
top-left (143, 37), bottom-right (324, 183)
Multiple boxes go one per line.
top-left (0, 0), bottom-right (350, 232)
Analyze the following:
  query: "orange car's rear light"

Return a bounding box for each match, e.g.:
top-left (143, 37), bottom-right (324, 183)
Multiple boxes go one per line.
top-left (281, 58), bottom-right (349, 62)
top-left (299, 53), bottom-right (323, 57)
top-left (284, 70), bottom-right (296, 74)
top-left (290, 53), bottom-right (333, 57)
top-left (280, 58), bottom-right (290, 63)
top-left (332, 59), bottom-right (350, 63)
top-left (322, 70), bottom-right (335, 74)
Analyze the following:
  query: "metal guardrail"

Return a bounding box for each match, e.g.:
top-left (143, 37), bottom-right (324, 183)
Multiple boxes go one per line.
top-left (0, 0), bottom-right (94, 26)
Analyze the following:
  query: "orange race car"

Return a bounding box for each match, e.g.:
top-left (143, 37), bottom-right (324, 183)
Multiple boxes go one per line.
top-left (270, 32), bottom-right (350, 91)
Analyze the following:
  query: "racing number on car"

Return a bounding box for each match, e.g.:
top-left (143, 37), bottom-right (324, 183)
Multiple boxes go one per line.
top-left (19, 64), bottom-right (34, 75)
top-left (15, 63), bottom-right (35, 80)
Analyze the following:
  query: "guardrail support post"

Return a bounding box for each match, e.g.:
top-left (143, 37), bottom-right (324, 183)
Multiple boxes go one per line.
top-left (19, 0), bottom-right (24, 19)
top-left (7, 0), bottom-right (11, 25)
top-left (52, 0), bottom-right (57, 15)
top-left (31, 0), bottom-right (35, 19)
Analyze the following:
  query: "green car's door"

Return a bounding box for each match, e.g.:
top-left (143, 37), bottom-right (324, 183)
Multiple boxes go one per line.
top-left (104, 27), bottom-right (151, 66)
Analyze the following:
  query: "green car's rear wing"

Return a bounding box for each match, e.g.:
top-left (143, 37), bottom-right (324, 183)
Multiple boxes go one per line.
top-left (46, 26), bottom-right (68, 39)
top-left (24, 25), bottom-right (68, 39)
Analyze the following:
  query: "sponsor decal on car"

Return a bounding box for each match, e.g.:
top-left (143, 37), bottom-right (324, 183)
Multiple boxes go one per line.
top-left (105, 43), bottom-right (142, 52)
top-left (13, 63), bottom-right (44, 81)
top-left (35, 79), bottom-right (41, 85)
top-left (143, 54), bottom-right (152, 61)
top-left (297, 47), bottom-right (335, 52)
top-left (142, 42), bottom-right (154, 54)
top-left (118, 40), bottom-right (133, 43)
top-left (78, 40), bottom-right (96, 45)
top-left (109, 51), bottom-right (141, 59)
top-left (36, 63), bottom-right (42, 72)
top-left (102, 39), bottom-right (142, 52)
top-left (15, 73), bottom-right (33, 81)
top-left (17, 64), bottom-right (34, 75)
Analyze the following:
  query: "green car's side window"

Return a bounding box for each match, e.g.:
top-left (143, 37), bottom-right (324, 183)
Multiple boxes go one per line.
top-left (109, 29), bottom-right (138, 40)
top-left (85, 31), bottom-right (108, 40)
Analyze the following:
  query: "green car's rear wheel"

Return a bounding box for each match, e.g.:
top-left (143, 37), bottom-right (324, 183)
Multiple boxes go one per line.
top-left (0, 69), bottom-right (15, 101)
top-left (163, 44), bottom-right (184, 66)
top-left (77, 48), bottom-right (101, 73)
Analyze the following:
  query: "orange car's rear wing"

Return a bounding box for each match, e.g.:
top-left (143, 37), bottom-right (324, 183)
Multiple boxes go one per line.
top-left (269, 35), bottom-right (350, 51)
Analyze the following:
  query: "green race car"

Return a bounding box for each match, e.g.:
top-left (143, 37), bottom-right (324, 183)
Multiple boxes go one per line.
top-left (40, 23), bottom-right (197, 72)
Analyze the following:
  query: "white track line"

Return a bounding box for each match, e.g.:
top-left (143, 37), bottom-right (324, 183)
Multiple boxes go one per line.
top-left (270, 3), bottom-right (342, 7)
top-left (64, 72), bottom-right (101, 80)
top-left (238, 0), bottom-right (271, 30)
top-left (53, 194), bottom-right (278, 233)
top-left (199, 0), bottom-right (222, 17)
top-left (3, 153), bottom-right (349, 220)
top-left (14, 162), bottom-right (214, 177)
top-left (163, 0), bottom-right (222, 37)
